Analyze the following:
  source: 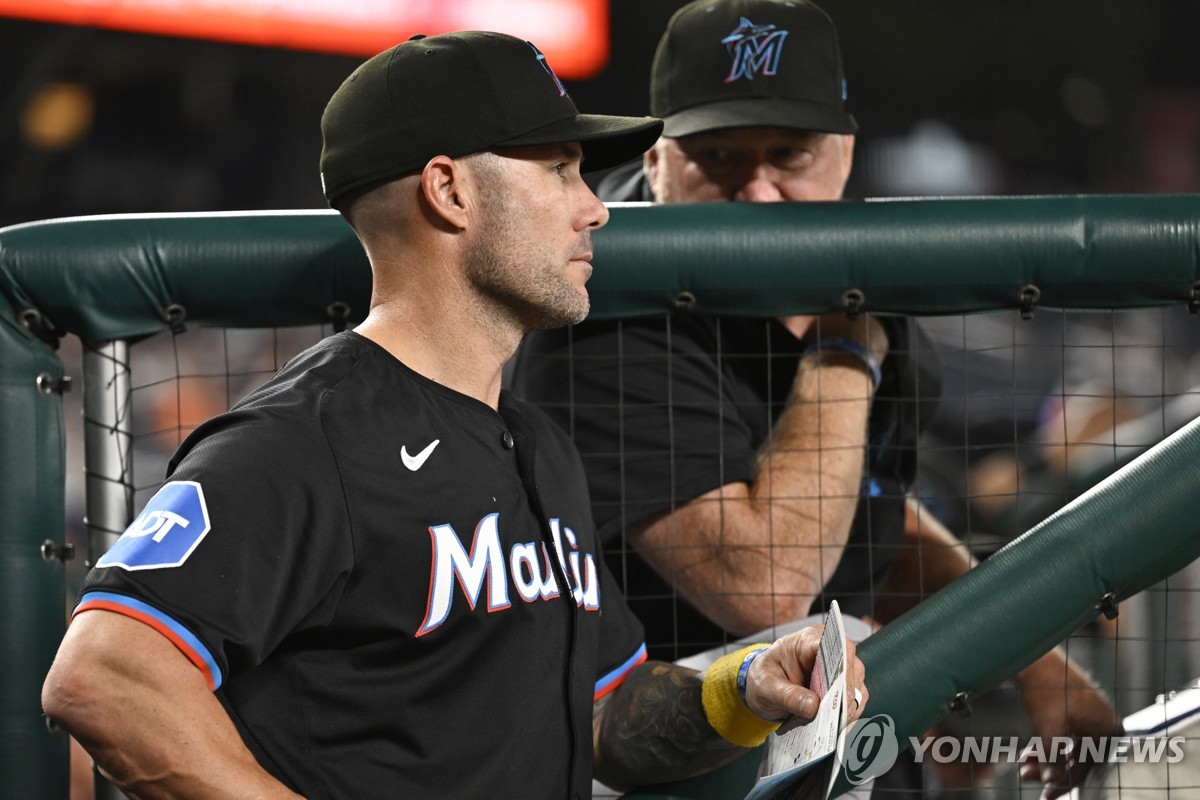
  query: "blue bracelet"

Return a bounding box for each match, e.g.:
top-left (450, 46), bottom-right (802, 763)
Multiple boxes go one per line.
top-left (737, 645), bottom-right (772, 703)
top-left (801, 337), bottom-right (882, 391)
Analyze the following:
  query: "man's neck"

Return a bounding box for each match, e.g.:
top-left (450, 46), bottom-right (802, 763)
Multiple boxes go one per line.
top-left (354, 299), bottom-right (518, 410)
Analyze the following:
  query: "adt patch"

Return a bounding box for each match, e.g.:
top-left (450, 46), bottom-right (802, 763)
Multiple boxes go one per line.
top-left (97, 481), bottom-right (211, 571)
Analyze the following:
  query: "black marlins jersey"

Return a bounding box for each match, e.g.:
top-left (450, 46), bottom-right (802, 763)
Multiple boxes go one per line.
top-left (77, 331), bottom-right (646, 799)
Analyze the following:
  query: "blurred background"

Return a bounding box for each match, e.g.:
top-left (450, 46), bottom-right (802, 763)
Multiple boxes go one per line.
top-left (3, 0), bottom-right (1200, 229)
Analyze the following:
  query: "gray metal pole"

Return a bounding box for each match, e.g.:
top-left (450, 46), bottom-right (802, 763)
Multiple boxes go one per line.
top-left (81, 339), bottom-right (133, 800)
top-left (82, 340), bottom-right (133, 565)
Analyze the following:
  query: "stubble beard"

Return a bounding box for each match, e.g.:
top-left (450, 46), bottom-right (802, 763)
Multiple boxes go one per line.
top-left (465, 185), bottom-right (590, 333)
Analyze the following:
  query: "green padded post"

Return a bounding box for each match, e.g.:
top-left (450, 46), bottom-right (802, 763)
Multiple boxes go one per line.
top-left (836, 412), bottom-right (1200, 795)
top-left (0, 295), bottom-right (69, 798)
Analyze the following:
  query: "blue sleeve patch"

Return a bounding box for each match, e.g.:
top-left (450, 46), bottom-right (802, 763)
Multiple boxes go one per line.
top-left (96, 481), bottom-right (212, 571)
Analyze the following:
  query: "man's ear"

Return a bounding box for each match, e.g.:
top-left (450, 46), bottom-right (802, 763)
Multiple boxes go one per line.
top-left (643, 144), bottom-right (660, 190)
top-left (420, 156), bottom-right (469, 230)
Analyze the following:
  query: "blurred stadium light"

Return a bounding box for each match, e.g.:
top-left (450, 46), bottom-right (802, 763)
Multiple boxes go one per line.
top-left (0, 0), bottom-right (610, 77)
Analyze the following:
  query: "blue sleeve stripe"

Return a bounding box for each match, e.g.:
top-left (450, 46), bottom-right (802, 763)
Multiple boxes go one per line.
top-left (594, 642), bottom-right (648, 700)
top-left (75, 591), bottom-right (224, 691)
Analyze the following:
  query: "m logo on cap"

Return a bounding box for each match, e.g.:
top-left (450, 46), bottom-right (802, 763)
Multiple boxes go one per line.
top-left (526, 41), bottom-right (566, 96)
top-left (722, 17), bottom-right (789, 83)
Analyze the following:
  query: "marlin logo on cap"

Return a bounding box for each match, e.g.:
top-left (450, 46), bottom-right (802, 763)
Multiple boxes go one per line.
top-left (722, 17), bottom-right (789, 83)
top-left (525, 41), bottom-right (566, 96)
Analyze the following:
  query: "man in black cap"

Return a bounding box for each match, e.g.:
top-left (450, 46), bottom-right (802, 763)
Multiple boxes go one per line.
top-left (41, 30), bottom-right (869, 799)
top-left (518, 0), bottom-right (895, 646)
top-left (514, 2), bottom-right (1118, 796)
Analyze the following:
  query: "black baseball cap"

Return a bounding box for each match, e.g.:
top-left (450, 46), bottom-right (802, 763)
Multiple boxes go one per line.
top-left (320, 31), bottom-right (663, 207)
top-left (651, 0), bottom-right (858, 137)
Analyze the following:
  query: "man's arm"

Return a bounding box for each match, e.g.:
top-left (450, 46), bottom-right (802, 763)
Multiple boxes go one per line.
top-left (592, 661), bottom-right (742, 789)
top-left (593, 627), bottom-right (866, 790)
top-left (1016, 646), bottom-right (1122, 799)
top-left (628, 314), bottom-right (889, 636)
top-left (873, 497), bottom-right (977, 624)
top-left (42, 610), bottom-right (302, 800)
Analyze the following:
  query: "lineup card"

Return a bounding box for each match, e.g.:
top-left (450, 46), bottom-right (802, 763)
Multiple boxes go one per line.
top-left (745, 601), bottom-right (848, 800)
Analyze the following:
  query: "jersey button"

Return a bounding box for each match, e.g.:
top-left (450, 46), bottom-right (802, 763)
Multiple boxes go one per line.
top-left (501, 431), bottom-right (514, 450)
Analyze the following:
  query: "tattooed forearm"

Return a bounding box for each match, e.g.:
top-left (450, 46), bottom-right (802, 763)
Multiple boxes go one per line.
top-left (593, 661), bottom-right (745, 789)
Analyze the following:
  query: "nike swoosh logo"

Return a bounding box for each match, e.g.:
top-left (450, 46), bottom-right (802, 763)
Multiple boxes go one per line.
top-left (401, 439), bottom-right (440, 471)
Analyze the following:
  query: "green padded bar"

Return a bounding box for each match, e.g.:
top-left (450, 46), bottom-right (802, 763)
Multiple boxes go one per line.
top-left (840, 412), bottom-right (1200, 794)
top-left (0, 210), bottom-right (369, 343)
top-left (0, 295), bottom-right (69, 798)
top-left (601, 195), bottom-right (1200, 316)
top-left (2, 195), bottom-right (1199, 343)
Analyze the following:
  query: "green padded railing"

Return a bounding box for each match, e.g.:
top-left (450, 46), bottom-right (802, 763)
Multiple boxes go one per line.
top-left (2, 195), bottom-right (1198, 799)
top-left (2, 195), bottom-right (1199, 344)
top-left (835, 410), bottom-right (1200, 795)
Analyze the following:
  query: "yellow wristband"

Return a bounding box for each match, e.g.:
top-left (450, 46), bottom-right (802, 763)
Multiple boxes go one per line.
top-left (701, 644), bottom-right (781, 748)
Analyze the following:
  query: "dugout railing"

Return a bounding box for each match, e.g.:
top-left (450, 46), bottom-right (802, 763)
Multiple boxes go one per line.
top-left (3, 197), bottom-right (1200, 798)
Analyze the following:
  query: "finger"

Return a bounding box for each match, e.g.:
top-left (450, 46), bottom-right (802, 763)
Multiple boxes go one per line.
top-left (1045, 755), bottom-right (1094, 800)
top-left (1018, 752), bottom-right (1074, 797)
top-left (847, 651), bottom-right (865, 688)
top-left (847, 686), bottom-right (863, 723)
top-left (1039, 762), bottom-right (1066, 786)
top-left (1043, 783), bottom-right (1070, 800)
top-left (753, 672), bottom-right (819, 721)
top-left (1018, 745), bottom-right (1042, 782)
top-left (843, 643), bottom-right (867, 723)
top-left (778, 315), bottom-right (816, 340)
top-left (778, 683), bottom-right (820, 720)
